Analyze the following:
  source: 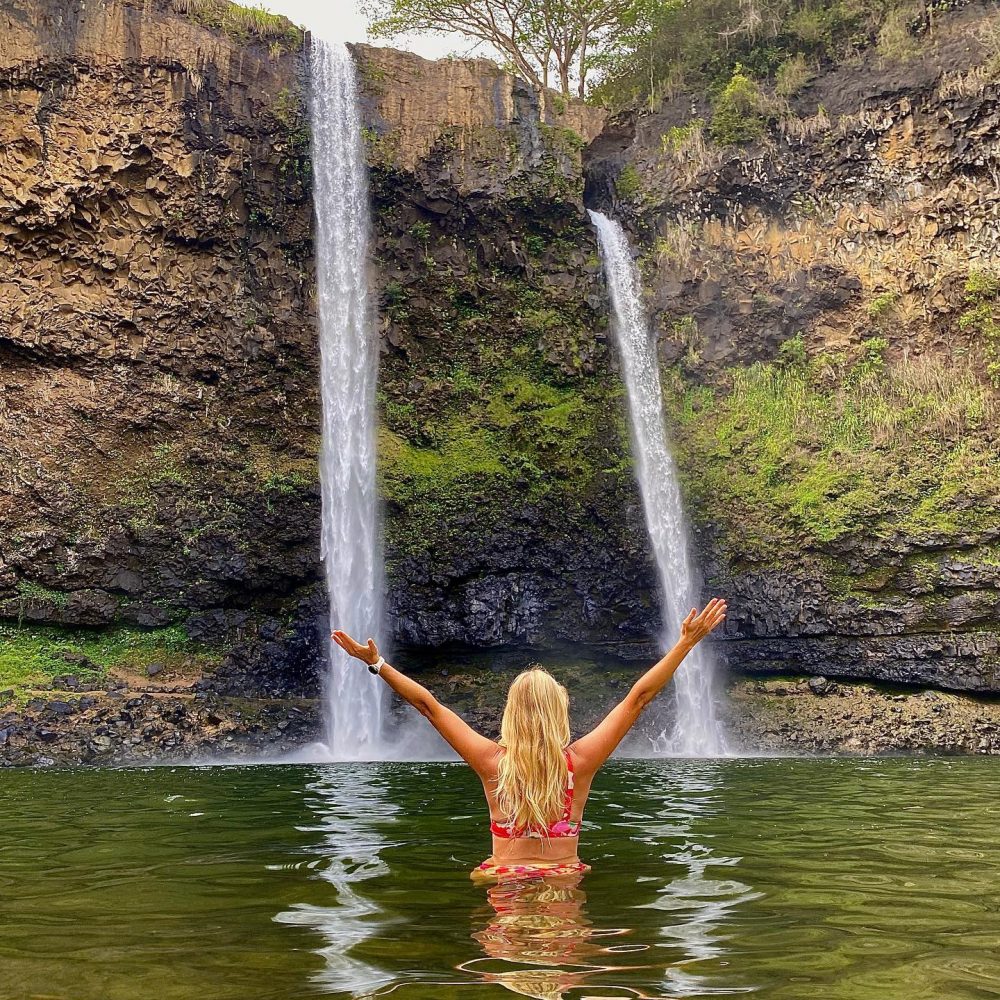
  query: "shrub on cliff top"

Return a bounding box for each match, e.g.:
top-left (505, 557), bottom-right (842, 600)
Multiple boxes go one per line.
top-left (592, 0), bottom-right (931, 111)
top-left (710, 66), bottom-right (769, 145)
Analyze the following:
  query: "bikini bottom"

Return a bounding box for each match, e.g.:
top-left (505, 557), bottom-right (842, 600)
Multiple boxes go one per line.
top-left (472, 859), bottom-right (591, 882)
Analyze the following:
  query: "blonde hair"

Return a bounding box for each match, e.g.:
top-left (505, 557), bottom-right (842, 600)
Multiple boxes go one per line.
top-left (495, 668), bottom-right (570, 832)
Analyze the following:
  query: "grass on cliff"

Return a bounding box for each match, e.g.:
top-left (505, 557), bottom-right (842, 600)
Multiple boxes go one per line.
top-left (172, 0), bottom-right (303, 53)
top-left (0, 624), bottom-right (209, 700)
top-left (666, 338), bottom-right (998, 558)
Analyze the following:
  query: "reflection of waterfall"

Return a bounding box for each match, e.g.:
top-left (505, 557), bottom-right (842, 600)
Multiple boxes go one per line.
top-left (310, 38), bottom-right (385, 759)
top-left (632, 760), bottom-right (760, 996)
top-left (588, 210), bottom-right (727, 757)
top-left (272, 764), bottom-right (398, 994)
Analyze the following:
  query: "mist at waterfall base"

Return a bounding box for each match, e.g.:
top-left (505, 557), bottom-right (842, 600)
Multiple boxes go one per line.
top-left (589, 211), bottom-right (729, 757)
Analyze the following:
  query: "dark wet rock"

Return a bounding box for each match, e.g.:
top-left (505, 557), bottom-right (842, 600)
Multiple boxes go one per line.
top-left (808, 676), bottom-right (833, 696)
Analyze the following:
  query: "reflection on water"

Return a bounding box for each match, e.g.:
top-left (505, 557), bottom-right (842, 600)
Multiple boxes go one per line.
top-left (283, 760), bottom-right (756, 999)
top-left (274, 766), bottom-right (400, 995)
top-left (464, 874), bottom-right (655, 999)
top-left (636, 762), bottom-right (760, 996)
top-left (4, 758), bottom-right (999, 999)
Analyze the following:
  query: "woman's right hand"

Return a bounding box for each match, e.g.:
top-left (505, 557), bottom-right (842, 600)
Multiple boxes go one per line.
top-left (331, 629), bottom-right (379, 665)
top-left (680, 598), bottom-right (727, 647)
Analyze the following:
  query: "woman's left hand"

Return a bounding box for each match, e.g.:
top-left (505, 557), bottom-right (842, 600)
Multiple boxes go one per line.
top-left (680, 598), bottom-right (728, 647)
top-left (331, 629), bottom-right (379, 666)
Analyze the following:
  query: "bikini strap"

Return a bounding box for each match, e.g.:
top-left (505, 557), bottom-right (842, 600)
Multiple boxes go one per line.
top-left (563, 750), bottom-right (574, 821)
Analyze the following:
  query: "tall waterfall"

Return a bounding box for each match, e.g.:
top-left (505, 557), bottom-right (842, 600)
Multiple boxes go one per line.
top-left (588, 210), bottom-right (727, 756)
top-left (310, 39), bottom-right (385, 759)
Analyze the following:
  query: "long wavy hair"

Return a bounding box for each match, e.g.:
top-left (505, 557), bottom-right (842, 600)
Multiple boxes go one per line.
top-left (495, 668), bottom-right (570, 832)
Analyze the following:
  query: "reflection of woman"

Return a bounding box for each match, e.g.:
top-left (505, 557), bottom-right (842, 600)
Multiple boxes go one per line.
top-left (467, 878), bottom-right (658, 1000)
top-left (475, 875), bottom-right (596, 966)
top-left (332, 598), bottom-right (726, 881)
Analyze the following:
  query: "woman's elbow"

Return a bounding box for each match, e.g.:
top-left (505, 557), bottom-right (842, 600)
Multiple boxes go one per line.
top-left (628, 689), bottom-right (653, 714)
top-left (416, 695), bottom-right (439, 719)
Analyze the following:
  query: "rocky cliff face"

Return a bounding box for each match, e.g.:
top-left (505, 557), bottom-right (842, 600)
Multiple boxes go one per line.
top-left (585, 0), bottom-right (1000, 691)
top-left (349, 47), bottom-right (672, 659)
top-left (1, 0), bottom-right (997, 716)
top-left (1, 0), bottom-right (325, 694)
top-left (0, 0), bottom-right (661, 704)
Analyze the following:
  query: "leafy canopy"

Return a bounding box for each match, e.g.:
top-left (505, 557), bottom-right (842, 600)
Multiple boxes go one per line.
top-left (362, 0), bottom-right (653, 98)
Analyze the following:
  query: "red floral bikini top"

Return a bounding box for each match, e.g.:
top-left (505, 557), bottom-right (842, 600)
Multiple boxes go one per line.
top-left (489, 751), bottom-right (581, 839)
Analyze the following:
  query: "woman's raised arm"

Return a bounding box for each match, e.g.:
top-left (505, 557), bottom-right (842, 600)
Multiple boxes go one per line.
top-left (331, 630), bottom-right (498, 773)
top-left (569, 599), bottom-right (727, 775)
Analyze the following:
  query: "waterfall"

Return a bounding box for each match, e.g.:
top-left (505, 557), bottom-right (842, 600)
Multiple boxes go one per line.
top-left (588, 210), bottom-right (727, 756)
top-left (310, 39), bottom-right (386, 759)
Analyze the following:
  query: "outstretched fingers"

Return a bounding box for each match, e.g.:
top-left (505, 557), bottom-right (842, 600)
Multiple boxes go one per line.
top-left (331, 629), bottom-right (360, 656)
top-left (690, 598), bottom-right (727, 638)
top-left (701, 598), bottom-right (728, 631)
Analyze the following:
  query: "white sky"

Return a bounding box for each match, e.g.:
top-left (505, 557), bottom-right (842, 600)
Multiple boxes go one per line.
top-left (259, 0), bottom-right (493, 62)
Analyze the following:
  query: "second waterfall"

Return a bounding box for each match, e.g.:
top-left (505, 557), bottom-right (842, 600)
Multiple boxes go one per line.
top-left (310, 39), bottom-right (386, 759)
top-left (589, 211), bottom-right (728, 757)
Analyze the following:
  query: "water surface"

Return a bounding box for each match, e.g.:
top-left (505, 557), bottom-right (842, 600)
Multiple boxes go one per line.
top-left (1, 757), bottom-right (998, 999)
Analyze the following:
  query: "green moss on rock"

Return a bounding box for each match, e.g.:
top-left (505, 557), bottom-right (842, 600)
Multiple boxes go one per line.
top-left (0, 623), bottom-right (216, 698)
top-left (664, 348), bottom-right (998, 560)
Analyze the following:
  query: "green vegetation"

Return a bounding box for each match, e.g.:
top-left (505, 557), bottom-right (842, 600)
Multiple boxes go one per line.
top-left (664, 344), bottom-right (998, 559)
top-left (709, 66), bottom-right (770, 145)
top-left (15, 581), bottom-right (69, 612)
top-left (592, 0), bottom-right (932, 110)
top-left (959, 268), bottom-right (1000, 386)
top-left (0, 624), bottom-right (212, 700)
top-left (365, 0), bottom-right (650, 98)
top-left (172, 0), bottom-right (303, 52)
top-left (774, 53), bottom-right (815, 97)
top-left (661, 119), bottom-right (706, 154)
top-left (379, 365), bottom-right (630, 559)
top-left (876, 3), bottom-right (923, 64)
top-left (269, 87), bottom-right (310, 158)
top-left (866, 290), bottom-right (899, 322)
top-left (615, 163), bottom-right (644, 201)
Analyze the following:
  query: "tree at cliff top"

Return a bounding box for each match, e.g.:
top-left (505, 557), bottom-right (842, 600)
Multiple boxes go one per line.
top-left (362, 0), bottom-right (652, 97)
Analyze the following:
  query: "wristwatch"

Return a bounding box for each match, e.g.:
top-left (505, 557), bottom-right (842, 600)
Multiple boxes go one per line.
top-left (368, 655), bottom-right (385, 675)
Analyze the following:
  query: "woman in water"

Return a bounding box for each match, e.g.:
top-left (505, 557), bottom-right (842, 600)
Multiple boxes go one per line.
top-left (331, 597), bottom-right (726, 881)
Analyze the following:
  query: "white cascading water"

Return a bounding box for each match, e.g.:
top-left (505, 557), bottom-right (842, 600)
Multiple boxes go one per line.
top-left (588, 210), bottom-right (727, 756)
top-left (310, 39), bottom-right (386, 759)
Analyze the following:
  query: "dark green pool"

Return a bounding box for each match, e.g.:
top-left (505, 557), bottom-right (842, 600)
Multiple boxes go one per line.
top-left (1, 757), bottom-right (998, 999)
